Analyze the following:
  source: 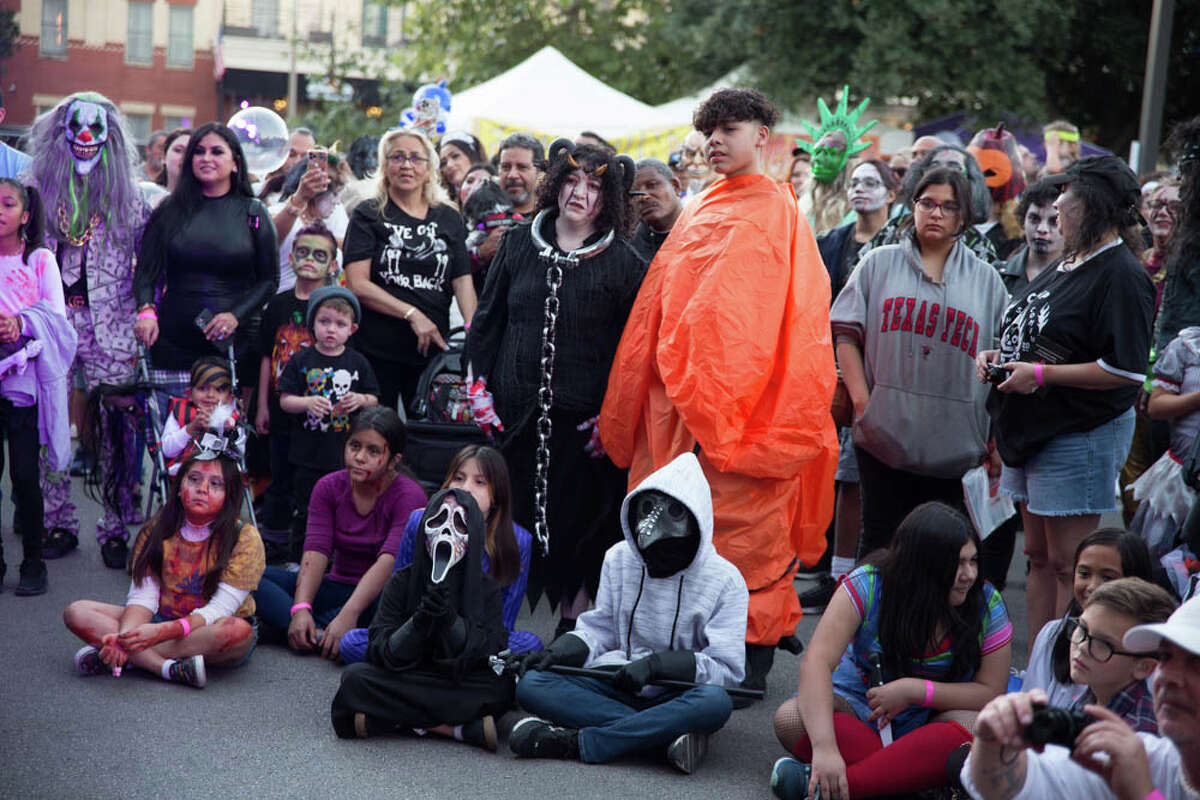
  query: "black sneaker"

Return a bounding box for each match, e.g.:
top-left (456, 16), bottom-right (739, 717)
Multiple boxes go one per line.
top-left (74, 645), bottom-right (112, 677)
top-left (167, 655), bottom-right (207, 688)
top-left (42, 527), bottom-right (79, 560)
top-left (460, 715), bottom-right (498, 751)
top-left (15, 560), bottom-right (47, 596)
top-left (101, 538), bottom-right (129, 570)
top-left (666, 732), bottom-right (709, 774)
top-left (798, 573), bottom-right (838, 614)
top-left (770, 757), bottom-right (812, 799)
top-left (509, 717), bottom-right (579, 760)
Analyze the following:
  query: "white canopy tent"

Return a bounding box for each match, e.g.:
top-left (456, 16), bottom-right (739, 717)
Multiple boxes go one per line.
top-left (446, 46), bottom-right (680, 138)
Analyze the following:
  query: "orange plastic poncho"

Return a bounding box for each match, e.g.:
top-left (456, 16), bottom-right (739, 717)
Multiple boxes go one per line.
top-left (600, 173), bottom-right (838, 645)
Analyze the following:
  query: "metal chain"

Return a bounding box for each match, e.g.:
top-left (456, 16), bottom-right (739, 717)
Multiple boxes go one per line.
top-left (532, 245), bottom-right (575, 556)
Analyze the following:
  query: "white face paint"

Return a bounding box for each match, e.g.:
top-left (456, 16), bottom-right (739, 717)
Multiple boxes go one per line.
top-left (847, 162), bottom-right (889, 213)
top-left (63, 100), bottom-right (109, 176)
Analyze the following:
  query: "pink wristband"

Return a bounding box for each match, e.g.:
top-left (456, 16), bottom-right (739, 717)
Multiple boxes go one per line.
top-left (137, 308), bottom-right (157, 321)
top-left (922, 679), bottom-right (935, 707)
top-left (1033, 363), bottom-right (1045, 387)
top-left (290, 602), bottom-right (313, 616)
top-left (177, 617), bottom-right (191, 638)
top-left (1143, 791), bottom-right (1165, 800)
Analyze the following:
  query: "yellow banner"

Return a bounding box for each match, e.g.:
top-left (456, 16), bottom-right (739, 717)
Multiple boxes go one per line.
top-left (472, 119), bottom-right (694, 162)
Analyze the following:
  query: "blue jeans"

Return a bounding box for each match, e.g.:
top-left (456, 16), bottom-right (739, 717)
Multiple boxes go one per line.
top-left (253, 566), bottom-right (375, 639)
top-left (515, 671), bottom-right (732, 764)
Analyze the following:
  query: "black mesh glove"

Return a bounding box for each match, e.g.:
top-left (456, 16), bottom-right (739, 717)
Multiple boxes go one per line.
top-left (516, 632), bottom-right (589, 677)
top-left (612, 650), bottom-right (696, 693)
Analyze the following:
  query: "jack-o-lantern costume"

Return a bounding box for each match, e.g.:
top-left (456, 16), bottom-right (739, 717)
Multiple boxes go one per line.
top-left (600, 174), bottom-right (838, 647)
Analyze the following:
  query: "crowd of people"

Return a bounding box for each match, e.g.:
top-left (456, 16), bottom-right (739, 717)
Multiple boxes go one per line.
top-left (2, 80), bottom-right (1200, 798)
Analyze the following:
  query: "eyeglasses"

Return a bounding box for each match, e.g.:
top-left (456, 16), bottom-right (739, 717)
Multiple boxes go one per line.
top-left (293, 245), bottom-right (332, 263)
top-left (387, 153), bottom-right (429, 166)
top-left (914, 197), bottom-right (961, 216)
top-left (1065, 617), bottom-right (1154, 663)
top-left (849, 177), bottom-right (883, 190)
top-left (183, 472), bottom-right (225, 492)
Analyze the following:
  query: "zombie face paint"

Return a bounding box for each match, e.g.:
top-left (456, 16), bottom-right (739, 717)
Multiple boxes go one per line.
top-left (63, 100), bottom-right (109, 176)
top-left (847, 162), bottom-right (889, 213)
top-left (1023, 202), bottom-right (1063, 258)
top-left (179, 461), bottom-right (227, 524)
top-left (681, 131), bottom-right (714, 190)
top-left (424, 495), bottom-right (469, 583)
top-left (811, 130), bottom-right (848, 184)
top-left (291, 233), bottom-right (336, 281)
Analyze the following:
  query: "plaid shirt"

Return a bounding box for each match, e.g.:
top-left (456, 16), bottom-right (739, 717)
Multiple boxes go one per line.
top-left (1072, 679), bottom-right (1158, 734)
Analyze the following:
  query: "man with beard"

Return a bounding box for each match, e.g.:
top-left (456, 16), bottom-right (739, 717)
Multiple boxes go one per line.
top-left (1001, 179), bottom-right (1065, 295)
top-left (629, 159), bottom-right (683, 262)
top-left (475, 133), bottom-right (543, 266)
top-left (679, 130), bottom-right (718, 201)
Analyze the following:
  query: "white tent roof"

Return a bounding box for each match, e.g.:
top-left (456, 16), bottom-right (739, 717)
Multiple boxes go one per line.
top-left (447, 46), bottom-right (672, 137)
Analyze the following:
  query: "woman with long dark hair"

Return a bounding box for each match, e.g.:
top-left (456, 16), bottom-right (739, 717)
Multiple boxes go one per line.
top-left (831, 167), bottom-right (1008, 558)
top-left (771, 502), bottom-right (1012, 799)
top-left (338, 442), bottom-right (541, 661)
top-left (62, 451), bottom-right (266, 687)
top-left (980, 155), bottom-right (1155, 639)
top-left (133, 121), bottom-right (279, 395)
top-left (466, 140), bottom-right (645, 636)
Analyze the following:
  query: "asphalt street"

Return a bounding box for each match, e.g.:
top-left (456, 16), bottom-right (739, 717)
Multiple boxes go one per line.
top-left (0, 474), bottom-right (1032, 800)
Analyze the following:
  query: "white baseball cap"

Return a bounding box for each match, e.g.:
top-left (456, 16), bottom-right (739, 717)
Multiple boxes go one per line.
top-left (1124, 595), bottom-right (1200, 655)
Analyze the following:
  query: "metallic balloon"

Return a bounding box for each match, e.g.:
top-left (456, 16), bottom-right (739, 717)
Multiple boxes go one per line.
top-left (227, 107), bottom-right (290, 175)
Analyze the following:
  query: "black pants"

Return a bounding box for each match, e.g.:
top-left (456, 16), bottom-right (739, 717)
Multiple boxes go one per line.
top-left (289, 464), bottom-right (336, 562)
top-left (854, 446), bottom-right (966, 557)
top-left (371, 359), bottom-right (425, 418)
top-left (0, 400), bottom-right (43, 566)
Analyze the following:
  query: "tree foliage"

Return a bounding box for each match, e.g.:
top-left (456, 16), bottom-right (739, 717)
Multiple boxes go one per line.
top-left (382, 0), bottom-right (1193, 157)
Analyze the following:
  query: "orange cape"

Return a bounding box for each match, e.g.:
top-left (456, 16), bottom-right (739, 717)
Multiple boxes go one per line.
top-left (600, 174), bottom-right (838, 644)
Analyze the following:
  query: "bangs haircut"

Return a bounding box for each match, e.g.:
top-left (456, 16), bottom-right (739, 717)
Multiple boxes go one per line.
top-left (535, 143), bottom-right (633, 237)
top-left (693, 88), bottom-right (780, 136)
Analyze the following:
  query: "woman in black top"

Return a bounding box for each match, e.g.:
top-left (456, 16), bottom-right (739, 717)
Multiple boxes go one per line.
top-left (466, 141), bottom-right (646, 634)
top-left (343, 128), bottom-right (477, 411)
top-left (134, 122), bottom-right (279, 388)
top-left (978, 155), bottom-right (1155, 641)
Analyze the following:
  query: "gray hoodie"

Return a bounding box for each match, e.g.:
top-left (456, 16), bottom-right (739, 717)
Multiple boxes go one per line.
top-left (569, 452), bottom-right (748, 691)
top-left (830, 233), bottom-right (1008, 477)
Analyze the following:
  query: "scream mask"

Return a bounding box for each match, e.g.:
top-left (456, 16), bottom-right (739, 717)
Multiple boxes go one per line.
top-left (424, 495), bottom-right (469, 584)
top-left (795, 86), bottom-right (877, 185)
top-left (629, 490), bottom-right (700, 578)
top-left (64, 99), bottom-right (109, 176)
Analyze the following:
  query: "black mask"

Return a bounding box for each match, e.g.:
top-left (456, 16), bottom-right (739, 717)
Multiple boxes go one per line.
top-left (629, 490), bottom-right (700, 578)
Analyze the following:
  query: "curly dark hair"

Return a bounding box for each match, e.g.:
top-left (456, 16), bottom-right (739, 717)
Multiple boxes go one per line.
top-left (1016, 178), bottom-right (1063, 223)
top-left (1167, 116), bottom-right (1200, 273)
top-left (693, 88), bottom-right (780, 136)
top-left (534, 142), bottom-right (634, 237)
top-left (1061, 171), bottom-right (1145, 259)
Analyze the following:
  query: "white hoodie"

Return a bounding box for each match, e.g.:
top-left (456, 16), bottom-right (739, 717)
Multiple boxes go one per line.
top-left (570, 452), bottom-right (748, 689)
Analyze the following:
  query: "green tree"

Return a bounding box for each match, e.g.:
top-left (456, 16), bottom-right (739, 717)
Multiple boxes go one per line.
top-left (0, 9), bottom-right (18, 61)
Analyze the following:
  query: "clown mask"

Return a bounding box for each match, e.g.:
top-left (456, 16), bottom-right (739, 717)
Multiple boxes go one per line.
top-left (424, 495), bottom-right (469, 584)
top-left (63, 99), bottom-right (109, 176)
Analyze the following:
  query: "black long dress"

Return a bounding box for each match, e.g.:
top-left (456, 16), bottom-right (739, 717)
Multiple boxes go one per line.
top-left (465, 215), bottom-right (646, 610)
top-left (330, 489), bottom-right (513, 736)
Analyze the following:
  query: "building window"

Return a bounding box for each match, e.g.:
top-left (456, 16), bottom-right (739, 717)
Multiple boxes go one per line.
top-left (41, 0), bottom-right (68, 57)
top-left (125, 113), bottom-right (152, 147)
top-left (164, 116), bottom-right (191, 131)
top-left (362, 1), bottom-right (387, 46)
top-left (167, 6), bottom-right (194, 67)
top-left (126, 1), bottom-right (153, 65)
top-left (253, 0), bottom-right (279, 37)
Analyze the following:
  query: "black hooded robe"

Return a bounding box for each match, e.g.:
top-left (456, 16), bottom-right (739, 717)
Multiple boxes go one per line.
top-left (331, 489), bottom-right (513, 735)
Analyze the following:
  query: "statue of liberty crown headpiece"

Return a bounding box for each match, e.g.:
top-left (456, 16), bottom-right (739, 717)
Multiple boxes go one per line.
top-left (793, 85), bottom-right (877, 159)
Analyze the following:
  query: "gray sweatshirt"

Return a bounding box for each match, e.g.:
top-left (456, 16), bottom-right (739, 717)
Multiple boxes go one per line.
top-left (830, 232), bottom-right (1008, 477)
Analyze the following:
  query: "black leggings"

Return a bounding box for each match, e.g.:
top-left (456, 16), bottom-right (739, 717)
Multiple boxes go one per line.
top-left (854, 445), bottom-right (965, 557)
top-left (0, 400), bottom-right (43, 565)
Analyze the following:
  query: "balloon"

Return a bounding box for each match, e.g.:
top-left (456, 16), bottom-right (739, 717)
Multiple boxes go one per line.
top-left (227, 107), bottom-right (290, 175)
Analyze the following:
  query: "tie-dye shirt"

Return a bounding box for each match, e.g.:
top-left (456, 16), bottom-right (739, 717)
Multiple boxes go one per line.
top-left (831, 563), bottom-right (1013, 736)
top-left (130, 522), bottom-right (265, 620)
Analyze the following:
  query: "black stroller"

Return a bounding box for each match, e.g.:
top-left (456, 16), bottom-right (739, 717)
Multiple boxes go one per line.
top-left (403, 327), bottom-right (488, 493)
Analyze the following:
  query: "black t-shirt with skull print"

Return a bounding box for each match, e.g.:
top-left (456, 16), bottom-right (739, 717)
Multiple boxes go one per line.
top-left (988, 241), bottom-right (1155, 466)
top-left (343, 200), bottom-right (469, 365)
top-left (278, 345), bottom-right (381, 470)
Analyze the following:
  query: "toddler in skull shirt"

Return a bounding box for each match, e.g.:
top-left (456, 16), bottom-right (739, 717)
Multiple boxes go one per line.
top-left (278, 287), bottom-right (380, 558)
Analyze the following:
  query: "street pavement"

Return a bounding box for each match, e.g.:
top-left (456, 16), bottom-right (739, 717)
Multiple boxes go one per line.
top-left (0, 475), bottom-right (1033, 800)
